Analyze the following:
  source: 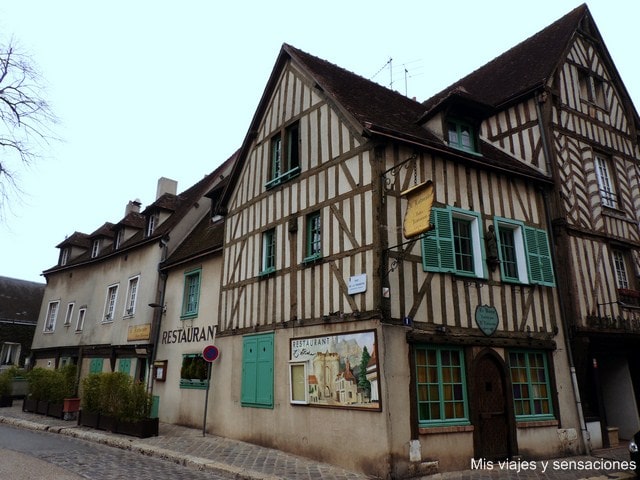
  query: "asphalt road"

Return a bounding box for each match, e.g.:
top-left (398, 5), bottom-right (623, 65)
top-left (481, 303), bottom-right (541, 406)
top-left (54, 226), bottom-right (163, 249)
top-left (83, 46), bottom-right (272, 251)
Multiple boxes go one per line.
top-left (0, 424), bottom-right (236, 479)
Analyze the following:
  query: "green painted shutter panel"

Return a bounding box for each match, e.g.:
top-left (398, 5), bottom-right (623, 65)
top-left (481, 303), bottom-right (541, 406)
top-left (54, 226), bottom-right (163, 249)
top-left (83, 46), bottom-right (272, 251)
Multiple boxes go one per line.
top-left (535, 229), bottom-right (555, 285)
top-left (255, 335), bottom-right (274, 406)
top-left (422, 208), bottom-right (455, 272)
top-left (118, 358), bottom-right (131, 375)
top-left (524, 227), bottom-right (555, 286)
top-left (241, 337), bottom-right (258, 405)
top-left (89, 358), bottom-right (104, 374)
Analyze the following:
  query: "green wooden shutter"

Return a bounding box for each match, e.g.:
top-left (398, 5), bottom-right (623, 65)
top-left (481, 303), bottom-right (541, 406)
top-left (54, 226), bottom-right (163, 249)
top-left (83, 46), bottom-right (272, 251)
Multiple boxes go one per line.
top-left (422, 208), bottom-right (455, 272)
top-left (255, 335), bottom-right (274, 407)
top-left (89, 358), bottom-right (104, 374)
top-left (524, 227), bottom-right (555, 286)
top-left (118, 358), bottom-right (131, 375)
top-left (241, 336), bottom-right (258, 405)
top-left (241, 333), bottom-right (274, 408)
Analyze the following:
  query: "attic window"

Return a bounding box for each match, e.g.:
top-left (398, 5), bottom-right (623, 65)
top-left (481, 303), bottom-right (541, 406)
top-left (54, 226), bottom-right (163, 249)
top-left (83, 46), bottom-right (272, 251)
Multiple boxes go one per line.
top-left (265, 121), bottom-right (300, 189)
top-left (115, 229), bottom-right (124, 250)
top-left (91, 240), bottom-right (100, 258)
top-left (60, 248), bottom-right (69, 266)
top-left (446, 119), bottom-right (476, 153)
top-left (578, 69), bottom-right (606, 109)
top-left (146, 213), bottom-right (158, 237)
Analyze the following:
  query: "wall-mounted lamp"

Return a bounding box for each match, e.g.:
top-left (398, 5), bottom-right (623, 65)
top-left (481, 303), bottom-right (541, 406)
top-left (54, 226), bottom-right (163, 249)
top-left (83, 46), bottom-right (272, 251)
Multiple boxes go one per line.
top-left (148, 303), bottom-right (167, 314)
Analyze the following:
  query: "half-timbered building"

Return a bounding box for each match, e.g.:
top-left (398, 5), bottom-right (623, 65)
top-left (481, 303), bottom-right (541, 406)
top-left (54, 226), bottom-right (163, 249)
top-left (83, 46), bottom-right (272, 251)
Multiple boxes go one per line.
top-left (196, 15), bottom-right (594, 474)
top-left (426, 4), bottom-right (640, 450)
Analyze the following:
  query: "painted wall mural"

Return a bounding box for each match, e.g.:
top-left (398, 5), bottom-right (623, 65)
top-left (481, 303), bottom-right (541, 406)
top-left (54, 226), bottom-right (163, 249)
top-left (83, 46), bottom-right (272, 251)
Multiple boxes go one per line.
top-left (289, 330), bottom-right (381, 410)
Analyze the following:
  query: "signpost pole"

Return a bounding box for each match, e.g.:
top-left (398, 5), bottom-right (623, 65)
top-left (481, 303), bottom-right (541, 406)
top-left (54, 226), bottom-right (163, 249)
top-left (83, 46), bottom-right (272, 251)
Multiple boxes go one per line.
top-left (202, 327), bottom-right (217, 437)
top-left (202, 361), bottom-right (211, 437)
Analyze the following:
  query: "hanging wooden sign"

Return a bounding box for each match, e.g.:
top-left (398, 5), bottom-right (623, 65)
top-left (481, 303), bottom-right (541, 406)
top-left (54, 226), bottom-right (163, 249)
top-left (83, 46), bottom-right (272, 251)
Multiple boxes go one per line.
top-left (401, 180), bottom-right (434, 239)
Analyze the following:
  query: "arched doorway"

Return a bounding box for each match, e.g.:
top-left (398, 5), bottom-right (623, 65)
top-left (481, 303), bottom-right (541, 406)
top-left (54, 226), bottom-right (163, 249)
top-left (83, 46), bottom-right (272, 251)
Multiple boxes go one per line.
top-left (472, 350), bottom-right (516, 460)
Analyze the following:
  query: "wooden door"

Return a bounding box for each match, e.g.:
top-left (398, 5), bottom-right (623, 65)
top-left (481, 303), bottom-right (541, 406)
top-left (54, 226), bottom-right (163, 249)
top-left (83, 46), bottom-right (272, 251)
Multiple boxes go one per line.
top-left (474, 354), bottom-right (510, 460)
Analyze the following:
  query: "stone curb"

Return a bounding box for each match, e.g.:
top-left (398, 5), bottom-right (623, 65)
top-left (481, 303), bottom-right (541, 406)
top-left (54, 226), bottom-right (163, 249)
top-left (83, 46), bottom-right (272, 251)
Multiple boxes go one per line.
top-left (0, 415), bottom-right (281, 480)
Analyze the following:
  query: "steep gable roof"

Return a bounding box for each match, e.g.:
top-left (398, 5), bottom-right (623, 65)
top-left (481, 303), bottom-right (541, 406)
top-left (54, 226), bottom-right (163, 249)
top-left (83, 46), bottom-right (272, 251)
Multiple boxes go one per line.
top-left (423, 5), bottom-right (586, 111)
top-left (222, 40), bottom-right (553, 207)
top-left (421, 2), bottom-right (639, 129)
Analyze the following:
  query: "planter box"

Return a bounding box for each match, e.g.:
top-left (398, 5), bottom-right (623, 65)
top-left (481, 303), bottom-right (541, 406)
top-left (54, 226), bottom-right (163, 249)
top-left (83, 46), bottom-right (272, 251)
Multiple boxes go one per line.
top-left (23, 397), bottom-right (37, 413)
top-left (97, 414), bottom-right (117, 432)
top-left (0, 395), bottom-right (13, 407)
top-left (36, 400), bottom-right (49, 415)
top-left (78, 410), bottom-right (100, 429)
top-left (116, 417), bottom-right (159, 438)
top-left (47, 402), bottom-right (64, 419)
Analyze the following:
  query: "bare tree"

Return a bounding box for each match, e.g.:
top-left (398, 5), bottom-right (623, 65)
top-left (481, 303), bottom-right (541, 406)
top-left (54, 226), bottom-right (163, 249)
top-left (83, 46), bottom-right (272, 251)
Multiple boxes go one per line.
top-left (0, 40), bottom-right (57, 219)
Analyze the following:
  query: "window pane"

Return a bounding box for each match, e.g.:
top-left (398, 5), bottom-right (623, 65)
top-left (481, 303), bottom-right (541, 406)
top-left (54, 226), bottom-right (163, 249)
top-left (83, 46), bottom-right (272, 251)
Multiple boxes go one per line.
top-left (415, 346), bottom-right (467, 425)
top-left (499, 228), bottom-right (518, 278)
top-left (453, 218), bottom-right (473, 272)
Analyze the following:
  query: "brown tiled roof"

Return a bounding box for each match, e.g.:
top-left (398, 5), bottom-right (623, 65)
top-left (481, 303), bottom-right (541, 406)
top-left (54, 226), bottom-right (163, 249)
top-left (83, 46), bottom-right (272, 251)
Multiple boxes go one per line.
top-left (55, 231), bottom-right (91, 249)
top-left (161, 215), bottom-right (224, 270)
top-left (282, 44), bottom-right (550, 182)
top-left (114, 211), bottom-right (146, 230)
top-left (142, 193), bottom-right (179, 215)
top-left (45, 167), bottom-right (228, 275)
top-left (283, 44), bottom-right (431, 144)
top-left (90, 222), bottom-right (115, 239)
top-left (0, 276), bottom-right (45, 324)
top-left (162, 153), bottom-right (238, 269)
top-left (423, 5), bottom-right (585, 111)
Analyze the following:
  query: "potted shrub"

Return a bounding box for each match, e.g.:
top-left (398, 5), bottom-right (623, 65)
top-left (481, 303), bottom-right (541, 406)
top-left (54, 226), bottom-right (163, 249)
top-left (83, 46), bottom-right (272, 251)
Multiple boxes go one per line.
top-left (116, 380), bottom-right (158, 438)
top-left (24, 367), bottom-right (51, 414)
top-left (0, 369), bottom-right (13, 407)
top-left (60, 364), bottom-right (80, 420)
top-left (96, 372), bottom-right (130, 432)
top-left (78, 372), bottom-right (158, 438)
top-left (79, 373), bottom-right (102, 428)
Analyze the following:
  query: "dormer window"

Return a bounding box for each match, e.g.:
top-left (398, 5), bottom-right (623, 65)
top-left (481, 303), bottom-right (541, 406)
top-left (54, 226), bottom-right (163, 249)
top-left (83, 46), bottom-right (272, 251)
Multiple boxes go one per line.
top-left (147, 213), bottom-right (157, 237)
top-left (91, 240), bottom-right (100, 258)
top-left (60, 248), bottom-right (69, 266)
top-left (115, 229), bottom-right (124, 250)
top-left (447, 119), bottom-right (476, 153)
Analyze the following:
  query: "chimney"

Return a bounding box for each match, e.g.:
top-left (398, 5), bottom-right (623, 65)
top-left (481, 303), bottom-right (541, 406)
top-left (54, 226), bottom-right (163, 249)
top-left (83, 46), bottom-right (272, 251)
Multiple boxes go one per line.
top-left (125, 199), bottom-right (142, 216)
top-left (156, 177), bottom-right (178, 200)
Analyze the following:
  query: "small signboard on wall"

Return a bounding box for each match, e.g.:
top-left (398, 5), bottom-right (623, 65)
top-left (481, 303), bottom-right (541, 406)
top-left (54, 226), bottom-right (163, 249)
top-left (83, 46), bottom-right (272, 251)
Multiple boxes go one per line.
top-left (348, 274), bottom-right (367, 295)
top-left (475, 305), bottom-right (499, 336)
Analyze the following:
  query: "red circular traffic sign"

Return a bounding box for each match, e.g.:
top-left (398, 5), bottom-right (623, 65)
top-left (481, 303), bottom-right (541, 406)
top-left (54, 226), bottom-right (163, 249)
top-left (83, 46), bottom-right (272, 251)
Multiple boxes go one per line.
top-left (202, 344), bottom-right (219, 362)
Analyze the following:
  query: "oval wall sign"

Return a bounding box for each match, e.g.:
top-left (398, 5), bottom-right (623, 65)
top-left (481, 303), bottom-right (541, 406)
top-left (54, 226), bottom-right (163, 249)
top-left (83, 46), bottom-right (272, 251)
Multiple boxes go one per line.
top-left (475, 305), bottom-right (499, 336)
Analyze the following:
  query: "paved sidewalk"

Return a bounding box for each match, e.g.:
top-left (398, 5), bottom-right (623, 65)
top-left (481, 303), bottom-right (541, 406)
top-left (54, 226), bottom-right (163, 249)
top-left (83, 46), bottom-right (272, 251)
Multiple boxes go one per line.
top-left (0, 403), bottom-right (635, 480)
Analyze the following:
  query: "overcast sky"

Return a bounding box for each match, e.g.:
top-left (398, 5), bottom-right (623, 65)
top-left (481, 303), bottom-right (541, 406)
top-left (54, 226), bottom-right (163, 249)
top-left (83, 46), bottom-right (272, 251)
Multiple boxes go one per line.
top-left (0, 1), bottom-right (638, 284)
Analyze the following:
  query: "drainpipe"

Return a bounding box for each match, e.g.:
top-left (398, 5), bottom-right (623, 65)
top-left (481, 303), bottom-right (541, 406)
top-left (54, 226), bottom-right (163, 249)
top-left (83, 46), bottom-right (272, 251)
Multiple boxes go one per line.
top-left (148, 237), bottom-right (169, 395)
top-left (536, 92), bottom-right (591, 455)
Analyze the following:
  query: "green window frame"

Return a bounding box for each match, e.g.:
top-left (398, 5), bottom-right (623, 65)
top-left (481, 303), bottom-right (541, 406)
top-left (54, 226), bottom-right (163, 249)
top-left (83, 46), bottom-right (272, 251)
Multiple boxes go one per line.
top-left (260, 229), bottom-right (276, 275)
top-left (415, 345), bottom-right (469, 426)
top-left (304, 211), bottom-right (322, 262)
top-left (508, 350), bottom-right (554, 421)
top-left (241, 333), bottom-right (274, 408)
top-left (494, 218), bottom-right (527, 284)
top-left (446, 118), bottom-right (476, 153)
top-left (181, 268), bottom-right (201, 319)
top-left (265, 122), bottom-right (301, 189)
top-left (422, 207), bottom-right (486, 278)
top-left (179, 354), bottom-right (209, 389)
top-left (523, 226), bottom-right (555, 286)
top-left (494, 218), bottom-right (555, 286)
